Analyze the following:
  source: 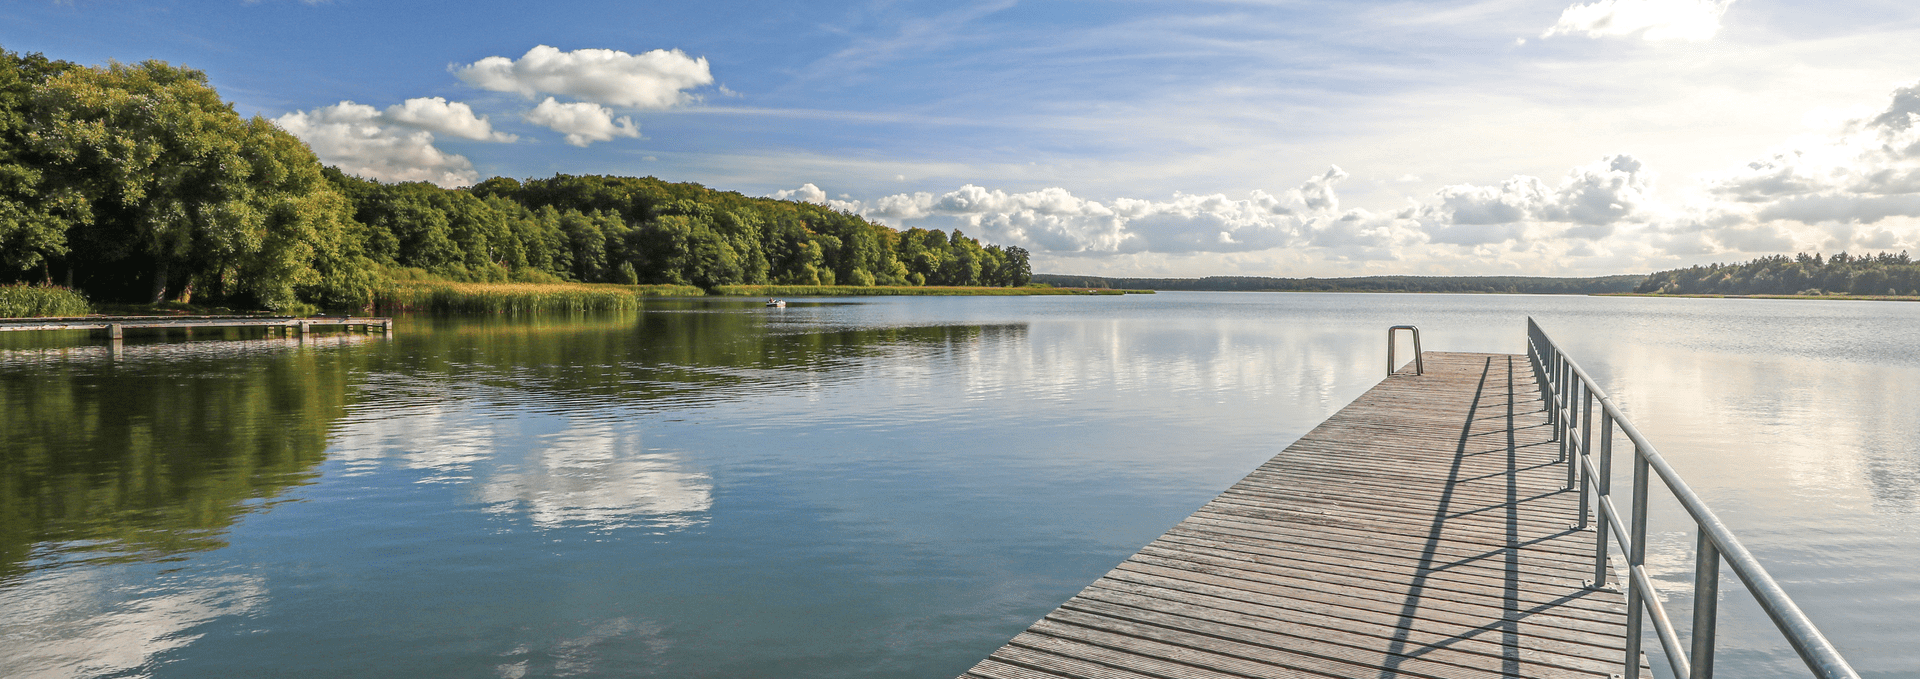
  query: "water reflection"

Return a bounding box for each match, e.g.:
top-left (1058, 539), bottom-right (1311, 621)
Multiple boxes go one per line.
top-left (0, 568), bottom-right (265, 679)
top-left (0, 337), bottom-right (361, 582)
top-left (0, 295), bottom-right (1914, 679)
top-left (478, 425), bottom-right (711, 532)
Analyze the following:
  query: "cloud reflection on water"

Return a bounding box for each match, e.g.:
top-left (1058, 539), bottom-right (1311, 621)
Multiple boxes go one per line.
top-left (478, 424), bottom-right (711, 532)
top-left (0, 569), bottom-right (264, 679)
top-left (331, 403), bottom-right (713, 533)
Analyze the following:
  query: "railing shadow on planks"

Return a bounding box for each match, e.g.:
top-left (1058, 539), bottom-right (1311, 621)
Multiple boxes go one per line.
top-left (1523, 317), bottom-right (1858, 679)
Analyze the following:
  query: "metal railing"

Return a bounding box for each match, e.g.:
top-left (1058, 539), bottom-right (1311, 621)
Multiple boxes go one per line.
top-left (1526, 317), bottom-right (1857, 679)
top-left (1388, 325), bottom-right (1423, 376)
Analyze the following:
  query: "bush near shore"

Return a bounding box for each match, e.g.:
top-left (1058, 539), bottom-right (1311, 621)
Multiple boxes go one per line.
top-left (0, 284), bottom-right (89, 318)
top-left (374, 282), bottom-right (703, 313)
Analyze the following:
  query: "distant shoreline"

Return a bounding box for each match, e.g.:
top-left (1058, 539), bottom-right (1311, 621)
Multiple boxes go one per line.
top-left (1033, 273), bottom-right (1646, 295)
top-left (1597, 292), bottom-right (1920, 302)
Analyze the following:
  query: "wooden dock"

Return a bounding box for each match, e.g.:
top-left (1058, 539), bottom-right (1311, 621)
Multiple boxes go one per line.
top-left (961, 352), bottom-right (1647, 679)
top-left (0, 315), bottom-right (392, 339)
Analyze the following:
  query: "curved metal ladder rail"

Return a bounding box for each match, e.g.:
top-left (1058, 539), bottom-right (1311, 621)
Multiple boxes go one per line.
top-left (1387, 325), bottom-right (1423, 376)
top-left (1526, 317), bottom-right (1858, 679)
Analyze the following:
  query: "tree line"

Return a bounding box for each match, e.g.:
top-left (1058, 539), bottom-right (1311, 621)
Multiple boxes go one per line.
top-left (1636, 252), bottom-right (1920, 296)
top-left (0, 48), bottom-right (1030, 310)
top-left (1035, 274), bottom-right (1648, 294)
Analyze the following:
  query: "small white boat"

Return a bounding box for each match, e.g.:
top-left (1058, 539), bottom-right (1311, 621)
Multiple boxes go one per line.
top-left (765, 299), bottom-right (786, 308)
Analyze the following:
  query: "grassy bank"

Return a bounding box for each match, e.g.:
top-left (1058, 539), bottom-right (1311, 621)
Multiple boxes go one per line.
top-left (375, 282), bottom-right (703, 313)
top-left (712, 285), bottom-right (1147, 296)
top-left (0, 285), bottom-right (91, 318)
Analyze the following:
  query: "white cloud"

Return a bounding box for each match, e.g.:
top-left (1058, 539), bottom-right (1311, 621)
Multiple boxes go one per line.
top-left (1543, 0), bottom-right (1734, 41)
top-left (768, 182), bottom-right (864, 213)
top-left (274, 101), bottom-right (479, 188)
top-left (524, 98), bottom-right (641, 147)
top-left (1415, 155), bottom-right (1657, 244)
top-left (454, 45), bottom-right (713, 109)
top-left (771, 182), bottom-right (828, 203)
top-left (787, 168), bottom-right (1422, 259)
top-left (1703, 81), bottom-right (1920, 227)
top-left (381, 97), bottom-right (516, 142)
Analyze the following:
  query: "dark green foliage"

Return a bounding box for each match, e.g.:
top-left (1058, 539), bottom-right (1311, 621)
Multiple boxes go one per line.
top-left (1034, 273), bottom-right (1645, 294)
top-left (0, 45), bottom-right (1031, 311)
top-left (1636, 252), bottom-right (1920, 296)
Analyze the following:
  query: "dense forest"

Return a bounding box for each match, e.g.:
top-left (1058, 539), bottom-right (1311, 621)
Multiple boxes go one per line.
top-left (1034, 274), bottom-right (1648, 294)
top-left (1636, 252), bottom-right (1920, 296)
top-left (0, 48), bottom-right (1030, 311)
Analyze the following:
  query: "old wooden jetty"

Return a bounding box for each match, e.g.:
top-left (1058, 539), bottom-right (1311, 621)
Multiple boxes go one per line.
top-left (0, 314), bottom-right (392, 339)
top-left (960, 322), bottom-right (1858, 679)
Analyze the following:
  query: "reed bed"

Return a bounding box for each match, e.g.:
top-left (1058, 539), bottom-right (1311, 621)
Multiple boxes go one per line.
top-left (375, 282), bottom-right (702, 313)
top-left (713, 285), bottom-right (1136, 297)
top-left (0, 285), bottom-right (91, 318)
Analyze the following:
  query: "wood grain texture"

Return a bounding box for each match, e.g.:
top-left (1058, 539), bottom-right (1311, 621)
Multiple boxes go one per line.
top-left (960, 352), bottom-right (1651, 679)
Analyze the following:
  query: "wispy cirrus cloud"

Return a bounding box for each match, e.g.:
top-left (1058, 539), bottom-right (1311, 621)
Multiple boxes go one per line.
top-left (1542, 0), bottom-right (1736, 41)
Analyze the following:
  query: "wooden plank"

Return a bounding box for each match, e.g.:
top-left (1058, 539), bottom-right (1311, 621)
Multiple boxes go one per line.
top-left (957, 352), bottom-right (1646, 679)
top-left (0, 316), bottom-right (391, 334)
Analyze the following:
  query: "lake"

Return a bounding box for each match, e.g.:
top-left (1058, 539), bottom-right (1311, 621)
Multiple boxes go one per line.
top-left (0, 292), bottom-right (1914, 678)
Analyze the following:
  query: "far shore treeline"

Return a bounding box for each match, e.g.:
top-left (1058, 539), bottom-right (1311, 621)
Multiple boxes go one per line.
top-left (0, 48), bottom-right (1031, 312)
top-left (1633, 252), bottom-right (1920, 296)
top-left (1034, 274), bottom-right (1648, 294)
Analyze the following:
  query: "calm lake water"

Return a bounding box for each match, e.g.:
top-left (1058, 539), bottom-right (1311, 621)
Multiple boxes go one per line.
top-left (0, 292), bottom-right (1914, 678)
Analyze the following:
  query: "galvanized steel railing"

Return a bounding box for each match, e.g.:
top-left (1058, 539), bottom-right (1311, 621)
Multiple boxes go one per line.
top-left (1526, 318), bottom-right (1857, 679)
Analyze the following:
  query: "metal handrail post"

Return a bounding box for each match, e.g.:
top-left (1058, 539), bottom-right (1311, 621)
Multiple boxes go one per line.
top-left (1575, 387), bottom-right (1592, 504)
top-left (1628, 451), bottom-right (1655, 677)
top-left (1592, 411), bottom-right (1615, 587)
top-left (1691, 533), bottom-right (1722, 679)
top-left (1557, 355), bottom-right (1570, 458)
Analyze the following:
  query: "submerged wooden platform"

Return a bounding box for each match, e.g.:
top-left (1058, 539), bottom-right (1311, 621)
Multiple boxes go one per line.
top-left (962, 352), bottom-right (1647, 679)
top-left (0, 315), bottom-right (392, 338)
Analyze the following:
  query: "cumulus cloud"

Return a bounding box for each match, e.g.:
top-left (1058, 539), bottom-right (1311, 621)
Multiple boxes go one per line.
top-left (455, 45), bottom-right (713, 109)
top-left (776, 168), bottom-right (1421, 259)
top-left (768, 182), bottom-right (866, 213)
top-left (1417, 155), bottom-right (1657, 243)
top-left (1704, 81), bottom-right (1920, 226)
top-left (523, 98), bottom-right (641, 147)
top-left (381, 97), bottom-right (516, 142)
top-left (760, 82), bottom-right (1920, 275)
top-left (274, 101), bottom-right (479, 188)
top-left (1542, 0), bottom-right (1734, 41)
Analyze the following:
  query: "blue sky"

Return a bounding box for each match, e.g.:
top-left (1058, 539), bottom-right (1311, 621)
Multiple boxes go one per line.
top-left (8, 0), bottom-right (1920, 277)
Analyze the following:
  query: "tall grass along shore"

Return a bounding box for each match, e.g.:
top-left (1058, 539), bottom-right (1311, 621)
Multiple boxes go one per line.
top-left (2, 281), bottom-right (1142, 319)
top-left (712, 285), bottom-right (1145, 297)
top-left (374, 282), bottom-right (703, 313)
top-left (0, 285), bottom-right (90, 318)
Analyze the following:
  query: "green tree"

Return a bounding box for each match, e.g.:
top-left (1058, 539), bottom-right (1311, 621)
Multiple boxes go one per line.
top-left (0, 49), bottom-right (82, 283)
top-left (27, 59), bottom-right (369, 307)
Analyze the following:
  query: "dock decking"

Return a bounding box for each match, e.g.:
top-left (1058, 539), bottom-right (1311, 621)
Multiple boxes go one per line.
top-left (0, 315), bottom-right (392, 338)
top-left (961, 351), bottom-right (1647, 679)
